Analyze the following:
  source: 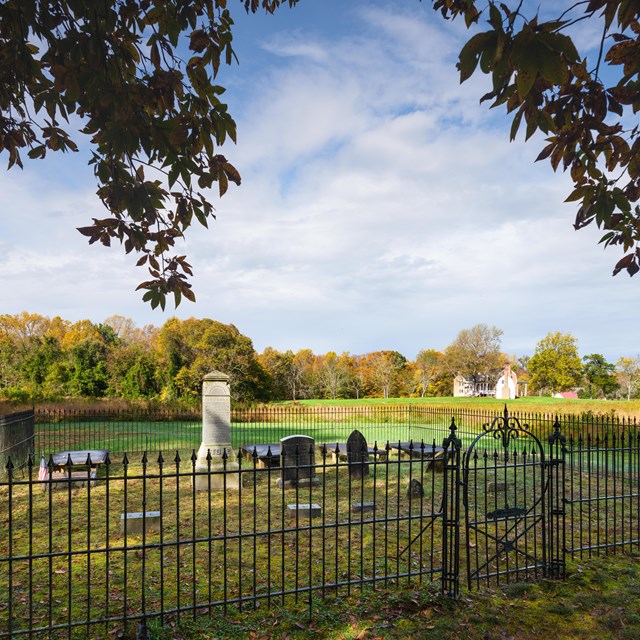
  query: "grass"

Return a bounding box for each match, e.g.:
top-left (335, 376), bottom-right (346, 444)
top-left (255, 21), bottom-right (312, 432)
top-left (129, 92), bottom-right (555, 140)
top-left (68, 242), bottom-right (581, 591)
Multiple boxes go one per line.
top-left (3, 432), bottom-right (638, 640)
top-left (1, 455), bottom-right (448, 639)
top-left (276, 397), bottom-right (640, 419)
top-left (141, 553), bottom-right (640, 639)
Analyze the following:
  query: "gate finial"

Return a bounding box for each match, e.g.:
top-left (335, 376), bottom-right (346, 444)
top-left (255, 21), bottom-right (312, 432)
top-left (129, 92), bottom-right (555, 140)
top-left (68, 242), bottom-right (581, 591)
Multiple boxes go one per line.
top-left (548, 417), bottom-right (566, 445)
top-left (443, 417), bottom-right (461, 449)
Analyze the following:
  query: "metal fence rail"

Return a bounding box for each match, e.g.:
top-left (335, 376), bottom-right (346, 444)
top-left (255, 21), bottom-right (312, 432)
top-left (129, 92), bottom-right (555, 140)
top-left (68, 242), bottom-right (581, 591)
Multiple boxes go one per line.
top-left (30, 405), bottom-right (640, 459)
top-left (1, 408), bottom-right (639, 638)
top-left (33, 407), bottom-right (201, 457)
top-left (562, 429), bottom-right (640, 560)
top-left (0, 434), bottom-right (459, 639)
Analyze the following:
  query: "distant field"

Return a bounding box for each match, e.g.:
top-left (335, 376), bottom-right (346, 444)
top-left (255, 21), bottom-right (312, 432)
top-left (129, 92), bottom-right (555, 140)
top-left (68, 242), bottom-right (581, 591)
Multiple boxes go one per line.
top-left (274, 396), bottom-right (640, 418)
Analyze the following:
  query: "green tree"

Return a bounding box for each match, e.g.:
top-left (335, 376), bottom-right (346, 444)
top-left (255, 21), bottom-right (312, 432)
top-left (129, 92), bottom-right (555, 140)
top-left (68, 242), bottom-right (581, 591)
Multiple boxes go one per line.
top-left (432, 0), bottom-right (640, 277)
top-left (107, 342), bottom-right (160, 399)
top-left (20, 335), bottom-right (63, 392)
top-left (69, 338), bottom-right (109, 397)
top-left (528, 332), bottom-right (583, 395)
top-left (155, 317), bottom-right (269, 403)
top-left (581, 353), bottom-right (619, 398)
top-left (1, 0), bottom-right (298, 309)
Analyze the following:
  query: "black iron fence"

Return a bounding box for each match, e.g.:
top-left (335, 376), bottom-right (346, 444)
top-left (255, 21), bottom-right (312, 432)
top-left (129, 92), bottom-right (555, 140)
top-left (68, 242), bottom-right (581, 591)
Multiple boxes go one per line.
top-left (30, 404), bottom-right (639, 459)
top-left (0, 434), bottom-right (461, 639)
top-left (0, 410), bottom-right (34, 474)
top-left (1, 407), bottom-right (639, 638)
top-left (32, 407), bottom-right (201, 457)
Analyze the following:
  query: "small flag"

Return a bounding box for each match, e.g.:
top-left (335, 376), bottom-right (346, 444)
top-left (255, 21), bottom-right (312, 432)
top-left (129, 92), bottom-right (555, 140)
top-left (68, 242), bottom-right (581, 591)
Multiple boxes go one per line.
top-left (38, 455), bottom-right (49, 482)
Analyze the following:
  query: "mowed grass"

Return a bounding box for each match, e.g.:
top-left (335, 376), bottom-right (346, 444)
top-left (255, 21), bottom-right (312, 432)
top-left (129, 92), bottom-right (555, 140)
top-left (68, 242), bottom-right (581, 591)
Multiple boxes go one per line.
top-left (1, 454), bottom-right (448, 639)
top-left (2, 431), bottom-right (638, 640)
top-left (276, 396), bottom-right (640, 419)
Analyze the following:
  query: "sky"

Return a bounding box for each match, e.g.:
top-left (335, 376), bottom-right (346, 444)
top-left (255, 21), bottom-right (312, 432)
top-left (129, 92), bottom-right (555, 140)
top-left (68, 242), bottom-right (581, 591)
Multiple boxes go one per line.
top-left (1, 0), bottom-right (639, 363)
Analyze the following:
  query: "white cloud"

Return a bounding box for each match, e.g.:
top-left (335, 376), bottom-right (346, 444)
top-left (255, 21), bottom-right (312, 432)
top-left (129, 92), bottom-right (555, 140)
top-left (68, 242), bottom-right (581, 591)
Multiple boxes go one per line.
top-left (2, 0), bottom-right (639, 364)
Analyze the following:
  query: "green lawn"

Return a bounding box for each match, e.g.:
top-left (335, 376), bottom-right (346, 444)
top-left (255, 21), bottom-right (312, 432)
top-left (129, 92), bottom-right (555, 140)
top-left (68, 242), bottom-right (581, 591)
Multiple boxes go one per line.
top-left (274, 396), bottom-right (640, 418)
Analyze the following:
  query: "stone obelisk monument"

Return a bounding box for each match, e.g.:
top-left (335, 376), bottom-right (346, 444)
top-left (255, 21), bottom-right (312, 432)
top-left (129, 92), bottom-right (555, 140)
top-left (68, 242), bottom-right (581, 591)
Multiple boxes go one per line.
top-left (194, 370), bottom-right (240, 491)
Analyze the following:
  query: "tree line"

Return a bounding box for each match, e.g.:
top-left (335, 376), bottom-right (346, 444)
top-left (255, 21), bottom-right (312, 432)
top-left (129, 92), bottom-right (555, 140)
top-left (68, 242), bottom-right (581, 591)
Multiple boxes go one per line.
top-left (0, 314), bottom-right (638, 404)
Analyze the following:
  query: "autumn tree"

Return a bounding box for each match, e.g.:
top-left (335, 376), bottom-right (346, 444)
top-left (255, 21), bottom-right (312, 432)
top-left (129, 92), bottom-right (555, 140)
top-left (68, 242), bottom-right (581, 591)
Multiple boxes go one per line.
top-left (257, 347), bottom-right (291, 400)
top-left (528, 332), bottom-right (583, 395)
top-left (288, 349), bottom-right (319, 400)
top-left (362, 351), bottom-right (408, 399)
top-left (413, 349), bottom-right (444, 397)
top-left (616, 356), bottom-right (640, 399)
top-left (316, 352), bottom-right (351, 400)
top-left (347, 354), bottom-right (370, 400)
top-left (444, 324), bottom-right (505, 388)
top-left (432, 0), bottom-right (640, 277)
top-left (0, 313), bottom-right (65, 395)
top-left (1, 0), bottom-right (298, 309)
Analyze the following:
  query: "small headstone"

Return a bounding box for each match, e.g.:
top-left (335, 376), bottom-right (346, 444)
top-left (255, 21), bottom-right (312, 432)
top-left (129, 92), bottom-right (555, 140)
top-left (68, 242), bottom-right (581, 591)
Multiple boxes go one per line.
top-left (287, 503), bottom-right (322, 519)
top-left (278, 435), bottom-right (319, 489)
top-left (488, 481), bottom-right (507, 493)
top-left (407, 479), bottom-right (424, 499)
top-left (347, 429), bottom-right (370, 479)
top-left (120, 511), bottom-right (161, 535)
top-left (351, 501), bottom-right (375, 513)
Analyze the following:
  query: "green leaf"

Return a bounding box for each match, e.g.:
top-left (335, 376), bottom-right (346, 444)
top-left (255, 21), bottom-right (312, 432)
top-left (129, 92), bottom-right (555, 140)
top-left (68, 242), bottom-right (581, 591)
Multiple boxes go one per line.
top-left (516, 68), bottom-right (536, 98)
top-left (509, 109), bottom-right (523, 141)
top-left (458, 32), bottom-right (494, 82)
top-left (535, 142), bottom-right (555, 162)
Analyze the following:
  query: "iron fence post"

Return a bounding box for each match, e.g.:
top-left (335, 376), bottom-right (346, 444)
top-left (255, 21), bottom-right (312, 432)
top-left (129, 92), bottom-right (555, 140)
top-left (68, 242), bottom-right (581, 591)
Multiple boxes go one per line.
top-left (441, 418), bottom-right (461, 598)
top-left (547, 418), bottom-right (567, 579)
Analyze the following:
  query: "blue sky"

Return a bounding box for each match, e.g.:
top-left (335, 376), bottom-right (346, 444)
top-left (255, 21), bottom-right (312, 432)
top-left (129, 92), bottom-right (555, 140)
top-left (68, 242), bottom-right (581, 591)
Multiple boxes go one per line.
top-left (1, 0), bottom-right (638, 363)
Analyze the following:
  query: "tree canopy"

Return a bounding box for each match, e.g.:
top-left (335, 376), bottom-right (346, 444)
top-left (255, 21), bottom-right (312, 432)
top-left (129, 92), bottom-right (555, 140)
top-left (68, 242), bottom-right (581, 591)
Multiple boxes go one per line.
top-left (581, 353), bottom-right (618, 398)
top-left (4, 0), bottom-right (640, 309)
top-left (443, 323), bottom-right (506, 383)
top-left (528, 331), bottom-right (583, 394)
top-left (433, 0), bottom-right (640, 277)
top-left (0, 0), bottom-right (298, 309)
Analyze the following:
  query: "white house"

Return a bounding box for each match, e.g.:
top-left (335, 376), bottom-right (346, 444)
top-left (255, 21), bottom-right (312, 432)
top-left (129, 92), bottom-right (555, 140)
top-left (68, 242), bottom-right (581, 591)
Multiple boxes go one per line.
top-left (495, 365), bottom-right (518, 400)
top-left (453, 365), bottom-right (519, 399)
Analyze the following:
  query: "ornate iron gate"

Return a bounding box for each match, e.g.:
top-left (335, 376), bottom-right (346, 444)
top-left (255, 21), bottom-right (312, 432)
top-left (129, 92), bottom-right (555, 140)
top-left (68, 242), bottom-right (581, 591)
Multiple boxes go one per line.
top-left (462, 407), bottom-right (564, 589)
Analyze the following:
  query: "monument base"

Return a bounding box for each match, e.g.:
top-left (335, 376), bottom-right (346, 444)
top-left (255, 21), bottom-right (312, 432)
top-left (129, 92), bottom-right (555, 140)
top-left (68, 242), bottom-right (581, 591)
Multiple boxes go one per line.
top-left (276, 476), bottom-right (320, 490)
top-left (193, 461), bottom-right (241, 491)
top-left (193, 443), bottom-right (240, 491)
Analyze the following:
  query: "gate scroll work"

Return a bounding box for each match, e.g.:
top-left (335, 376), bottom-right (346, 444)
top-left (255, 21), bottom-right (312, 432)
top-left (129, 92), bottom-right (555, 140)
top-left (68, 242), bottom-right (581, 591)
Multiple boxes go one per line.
top-left (462, 407), bottom-right (566, 590)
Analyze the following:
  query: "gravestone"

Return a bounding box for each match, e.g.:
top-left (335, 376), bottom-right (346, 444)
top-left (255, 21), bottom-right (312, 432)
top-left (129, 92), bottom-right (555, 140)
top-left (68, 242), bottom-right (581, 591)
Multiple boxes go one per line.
top-left (194, 371), bottom-right (240, 491)
top-left (278, 435), bottom-right (319, 489)
top-left (287, 503), bottom-right (322, 520)
top-left (347, 429), bottom-right (369, 479)
top-left (120, 511), bottom-right (161, 535)
top-left (407, 478), bottom-right (424, 499)
top-left (351, 502), bottom-right (375, 514)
